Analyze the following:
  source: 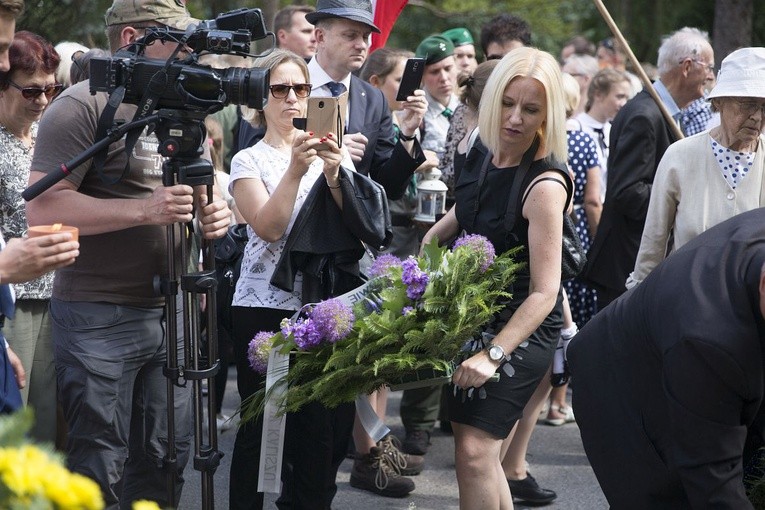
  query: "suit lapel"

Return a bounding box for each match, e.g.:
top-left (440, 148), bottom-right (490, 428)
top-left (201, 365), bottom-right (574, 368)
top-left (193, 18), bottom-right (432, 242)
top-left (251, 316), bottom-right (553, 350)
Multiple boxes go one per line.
top-left (348, 77), bottom-right (367, 134)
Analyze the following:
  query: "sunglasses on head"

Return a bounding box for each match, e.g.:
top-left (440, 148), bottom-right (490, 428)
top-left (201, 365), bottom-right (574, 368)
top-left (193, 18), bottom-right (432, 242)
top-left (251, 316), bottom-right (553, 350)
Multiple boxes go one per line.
top-left (7, 80), bottom-right (63, 100)
top-left (269, 83), bottom-right (312, 99)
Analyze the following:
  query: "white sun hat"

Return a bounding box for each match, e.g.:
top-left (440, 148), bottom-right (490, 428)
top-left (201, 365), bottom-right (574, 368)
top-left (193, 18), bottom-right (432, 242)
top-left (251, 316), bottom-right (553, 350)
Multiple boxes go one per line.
top-left (708, 47), bottom-right (765, 100)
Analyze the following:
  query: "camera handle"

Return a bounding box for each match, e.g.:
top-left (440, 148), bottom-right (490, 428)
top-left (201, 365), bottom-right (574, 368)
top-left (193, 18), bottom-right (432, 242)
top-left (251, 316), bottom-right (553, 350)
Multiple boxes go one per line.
top-left (22, 114), bottom-right (158, 202)
top-left (155, 117), bottom-right (222, 510)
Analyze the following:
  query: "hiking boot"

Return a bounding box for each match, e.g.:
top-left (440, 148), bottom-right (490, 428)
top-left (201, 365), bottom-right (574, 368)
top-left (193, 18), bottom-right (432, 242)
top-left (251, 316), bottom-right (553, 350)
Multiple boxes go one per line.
top-left (401, 429), bottom-right (431, 455)
top-left (350, 446), bottom-right (415, 498)
top-left (507, 472), bottom-right (557, 504)
top-left (377, 434), bottom-right (424, 476)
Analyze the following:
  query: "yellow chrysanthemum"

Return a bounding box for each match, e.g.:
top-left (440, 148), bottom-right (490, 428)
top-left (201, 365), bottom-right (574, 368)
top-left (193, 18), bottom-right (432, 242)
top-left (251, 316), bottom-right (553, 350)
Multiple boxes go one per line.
top-left (0, 445), bottom-right (50, 496)
top-left (67, 472), bottom-right (105, 510)
top-left (132, 500), bottom-right (162, 510)
top-left (0, 444), bottom-right (104, 510)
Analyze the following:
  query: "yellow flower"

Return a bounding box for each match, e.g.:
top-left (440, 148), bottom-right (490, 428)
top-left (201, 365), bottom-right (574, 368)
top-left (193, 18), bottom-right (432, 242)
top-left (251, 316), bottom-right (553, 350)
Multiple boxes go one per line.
top-left (0, 444), bottom-right (104, 510)
top-left (133, 500), bottom-right (162, 510)
top-left (0, 445), bottom-right (49, 497)
top-left (66, 472), bottom-right (105, 510)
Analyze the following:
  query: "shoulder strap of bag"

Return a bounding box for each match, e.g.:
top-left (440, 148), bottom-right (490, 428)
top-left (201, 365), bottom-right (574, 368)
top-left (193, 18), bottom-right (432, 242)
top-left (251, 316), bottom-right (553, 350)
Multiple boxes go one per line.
top-left (466, 127), bottom-right (480, 153)
top-left (502, 136), bottom-right (541, 232)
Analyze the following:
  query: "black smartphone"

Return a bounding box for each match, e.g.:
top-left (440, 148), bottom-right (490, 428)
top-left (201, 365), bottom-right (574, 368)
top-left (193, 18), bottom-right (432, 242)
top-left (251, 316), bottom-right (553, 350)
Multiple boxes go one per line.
top-left (396, 57), bottom-right (426, 102)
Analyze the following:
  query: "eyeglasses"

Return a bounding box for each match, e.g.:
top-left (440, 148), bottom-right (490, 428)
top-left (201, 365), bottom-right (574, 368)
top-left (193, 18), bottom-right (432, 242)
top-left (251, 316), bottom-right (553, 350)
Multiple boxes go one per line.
top-left (269, 84), bottom-right (312, 99)
top-left (681, 58), bottom-right (715, 75)
top-left (734, 99), bottom-right (765, 117)
top-left (7, 80), bottom-right (63, 100)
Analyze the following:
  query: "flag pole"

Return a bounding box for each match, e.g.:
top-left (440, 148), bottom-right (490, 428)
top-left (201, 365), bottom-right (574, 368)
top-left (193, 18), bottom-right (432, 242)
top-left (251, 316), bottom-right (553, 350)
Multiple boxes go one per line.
top-left (592, 0), bottom-right (684, 140)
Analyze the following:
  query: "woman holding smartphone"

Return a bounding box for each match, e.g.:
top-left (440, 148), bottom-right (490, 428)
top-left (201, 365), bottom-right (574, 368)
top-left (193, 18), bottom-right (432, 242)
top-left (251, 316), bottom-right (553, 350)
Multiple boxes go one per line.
top-left (228, 49), bottom-right (364, 510)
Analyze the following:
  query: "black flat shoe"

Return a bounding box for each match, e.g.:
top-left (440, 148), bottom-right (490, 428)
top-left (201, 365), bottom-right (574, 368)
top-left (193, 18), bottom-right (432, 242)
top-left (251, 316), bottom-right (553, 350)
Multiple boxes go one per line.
top-left (507, 473), bottom-right (557, 504)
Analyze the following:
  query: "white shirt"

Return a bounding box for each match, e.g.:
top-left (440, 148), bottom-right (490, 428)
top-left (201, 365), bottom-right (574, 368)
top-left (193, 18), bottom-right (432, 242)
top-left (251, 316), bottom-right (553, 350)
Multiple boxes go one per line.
top-left (573, 112), bottom-right (610, 202)
top-left (229, 142), bottom-right (355, 311)
top-left (422, 91), bottom-right (460, 160)
top-left (307, 58), bottom-right (353, 125)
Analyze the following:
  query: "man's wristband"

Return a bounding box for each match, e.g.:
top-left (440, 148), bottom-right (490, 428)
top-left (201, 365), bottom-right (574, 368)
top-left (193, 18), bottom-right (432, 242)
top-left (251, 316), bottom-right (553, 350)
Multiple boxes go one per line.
top-left (398, 131), bottom-right (416, 142)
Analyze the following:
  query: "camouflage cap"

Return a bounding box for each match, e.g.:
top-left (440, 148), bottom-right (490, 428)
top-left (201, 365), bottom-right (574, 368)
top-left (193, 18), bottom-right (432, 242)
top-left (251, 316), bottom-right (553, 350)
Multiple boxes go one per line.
top-left (105, 0), bottom-right (199, 30)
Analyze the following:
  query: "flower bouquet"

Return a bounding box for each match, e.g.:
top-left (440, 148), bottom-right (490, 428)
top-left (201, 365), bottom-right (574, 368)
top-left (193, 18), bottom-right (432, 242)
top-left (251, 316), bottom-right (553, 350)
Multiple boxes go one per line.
top-left (241, 235), bottom-right (523, 420)
top-left (0, 409), bottom-right (104, 510)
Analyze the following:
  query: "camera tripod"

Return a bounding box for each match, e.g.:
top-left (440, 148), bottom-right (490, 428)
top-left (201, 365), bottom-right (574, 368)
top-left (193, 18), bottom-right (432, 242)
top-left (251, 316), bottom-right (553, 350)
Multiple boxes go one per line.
top-left (24, 110), bottom-right (225, 509)
top-left (154, 111), bottom-right (222, 510)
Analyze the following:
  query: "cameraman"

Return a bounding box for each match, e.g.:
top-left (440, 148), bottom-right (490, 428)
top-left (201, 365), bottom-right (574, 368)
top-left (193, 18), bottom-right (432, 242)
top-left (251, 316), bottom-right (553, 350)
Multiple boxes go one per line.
top-left (25, 0), bottom-right (231, 508)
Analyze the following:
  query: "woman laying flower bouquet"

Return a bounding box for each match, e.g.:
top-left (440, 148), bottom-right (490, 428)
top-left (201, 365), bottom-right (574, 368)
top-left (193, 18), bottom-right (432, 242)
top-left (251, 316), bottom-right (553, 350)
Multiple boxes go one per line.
top-left (423, 47), bottom-right (572, 508)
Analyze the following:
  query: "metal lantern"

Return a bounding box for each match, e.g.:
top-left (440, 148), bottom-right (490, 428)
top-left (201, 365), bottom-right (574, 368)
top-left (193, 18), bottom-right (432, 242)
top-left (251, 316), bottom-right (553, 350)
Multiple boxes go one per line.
top-left (414, 167), bottom-right (448, 223)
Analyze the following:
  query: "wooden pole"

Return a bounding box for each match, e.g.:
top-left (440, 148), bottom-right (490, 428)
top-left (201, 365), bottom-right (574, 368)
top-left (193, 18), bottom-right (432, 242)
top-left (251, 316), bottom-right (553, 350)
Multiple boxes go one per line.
top-left (591, 0), bottom-right (684, 140)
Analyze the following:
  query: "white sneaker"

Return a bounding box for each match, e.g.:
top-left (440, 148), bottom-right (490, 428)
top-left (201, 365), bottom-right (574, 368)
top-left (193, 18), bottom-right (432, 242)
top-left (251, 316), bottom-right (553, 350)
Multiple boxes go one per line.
top-left (216, 413), bottom-right (233, 432)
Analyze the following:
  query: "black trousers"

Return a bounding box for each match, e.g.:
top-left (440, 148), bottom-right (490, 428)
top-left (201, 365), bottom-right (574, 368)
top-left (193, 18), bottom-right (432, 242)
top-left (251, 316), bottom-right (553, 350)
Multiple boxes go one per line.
top-left (228, 306), bottom-right (355, 510)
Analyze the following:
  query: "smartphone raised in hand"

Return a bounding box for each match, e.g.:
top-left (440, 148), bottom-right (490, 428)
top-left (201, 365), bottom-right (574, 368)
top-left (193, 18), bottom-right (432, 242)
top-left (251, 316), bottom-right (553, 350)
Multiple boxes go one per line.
top-left (396, 57), bottom-right (426, 102)
top-left (292, 95), bottom-right (347, 150)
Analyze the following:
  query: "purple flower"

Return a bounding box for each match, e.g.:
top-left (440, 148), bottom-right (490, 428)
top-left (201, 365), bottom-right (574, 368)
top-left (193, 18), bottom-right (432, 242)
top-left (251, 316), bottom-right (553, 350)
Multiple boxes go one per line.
top-left (309, 298), bottom-right (355, 343)
top-left (248, 331), bottom-right (274, 374)
top-left (402, 306), bottom-right (415, 316)
top-left (452, 234), bottom-right (496, 272)
top-left (401, 257), bottom-right (429, 300)
top-left (369, 254), bottom-right (403, 278)
top-left (290, 318), bottom-right (323, 350)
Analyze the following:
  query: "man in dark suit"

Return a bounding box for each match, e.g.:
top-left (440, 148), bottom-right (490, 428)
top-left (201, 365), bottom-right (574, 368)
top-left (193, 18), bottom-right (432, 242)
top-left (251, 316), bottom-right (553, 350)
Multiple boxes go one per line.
top-left (237, 0), bottom-right (425, 201)
top-left (569, 207), bottom-right (765, 509)
top-left (583, 27), bottom-right (714, 308)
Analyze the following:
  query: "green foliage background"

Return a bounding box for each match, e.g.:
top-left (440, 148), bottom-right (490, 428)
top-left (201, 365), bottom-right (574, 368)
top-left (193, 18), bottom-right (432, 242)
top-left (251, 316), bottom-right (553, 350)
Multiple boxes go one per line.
top-left (16, 0), bottom-right (764, 63)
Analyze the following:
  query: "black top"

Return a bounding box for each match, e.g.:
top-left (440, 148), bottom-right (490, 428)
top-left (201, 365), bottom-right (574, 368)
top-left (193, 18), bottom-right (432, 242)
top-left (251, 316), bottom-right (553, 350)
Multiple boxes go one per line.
top-left (454, 142), bottom-right (568, 294)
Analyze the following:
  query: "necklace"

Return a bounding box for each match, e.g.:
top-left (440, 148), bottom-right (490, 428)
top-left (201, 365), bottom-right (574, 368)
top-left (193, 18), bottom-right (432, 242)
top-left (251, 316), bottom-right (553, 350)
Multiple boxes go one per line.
top-left (262, 137), bottom-right (289, 150)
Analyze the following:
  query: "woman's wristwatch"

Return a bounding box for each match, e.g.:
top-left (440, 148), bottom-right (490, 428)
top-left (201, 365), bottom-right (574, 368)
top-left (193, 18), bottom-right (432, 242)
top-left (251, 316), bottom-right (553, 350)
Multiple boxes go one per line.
top-left (486, 342), bottom-right (507, 363)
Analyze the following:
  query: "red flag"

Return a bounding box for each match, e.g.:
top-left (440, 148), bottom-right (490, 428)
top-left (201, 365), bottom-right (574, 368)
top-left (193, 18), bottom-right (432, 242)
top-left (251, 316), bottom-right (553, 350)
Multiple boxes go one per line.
top-left (370, 0), bottom-right (409, 52)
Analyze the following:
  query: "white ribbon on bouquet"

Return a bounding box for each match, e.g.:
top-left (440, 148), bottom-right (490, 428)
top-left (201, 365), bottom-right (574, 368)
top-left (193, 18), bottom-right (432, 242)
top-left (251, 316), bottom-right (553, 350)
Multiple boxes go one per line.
top-left (257, 279), bottom-right (389, 493)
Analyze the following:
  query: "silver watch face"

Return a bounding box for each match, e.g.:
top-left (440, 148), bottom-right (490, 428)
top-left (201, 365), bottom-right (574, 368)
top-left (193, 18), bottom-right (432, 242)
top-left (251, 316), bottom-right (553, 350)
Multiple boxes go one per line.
top-left (488, 345), bottom-right (504, 361)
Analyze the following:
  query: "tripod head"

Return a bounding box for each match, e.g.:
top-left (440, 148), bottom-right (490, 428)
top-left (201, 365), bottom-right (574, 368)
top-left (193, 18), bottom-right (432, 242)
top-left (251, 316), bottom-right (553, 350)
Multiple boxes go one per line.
top-left (154, 110), bottom-right (215, 188)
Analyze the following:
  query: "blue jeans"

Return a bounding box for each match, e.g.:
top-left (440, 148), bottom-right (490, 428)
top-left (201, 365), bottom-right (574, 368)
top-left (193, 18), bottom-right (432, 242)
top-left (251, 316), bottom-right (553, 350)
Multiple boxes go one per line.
top-left (50, 299), bottom-right (192, 510)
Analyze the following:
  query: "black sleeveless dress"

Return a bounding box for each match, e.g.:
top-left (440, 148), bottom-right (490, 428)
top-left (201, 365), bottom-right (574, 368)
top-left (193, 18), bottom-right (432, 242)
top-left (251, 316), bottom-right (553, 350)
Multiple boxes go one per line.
top-left (447, 144), bottom-right (565, 438)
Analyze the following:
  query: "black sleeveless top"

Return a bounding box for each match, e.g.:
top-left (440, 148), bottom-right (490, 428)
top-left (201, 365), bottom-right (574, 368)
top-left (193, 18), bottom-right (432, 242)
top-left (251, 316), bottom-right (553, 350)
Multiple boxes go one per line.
top-left (454, 142), bottom-right (569, 296)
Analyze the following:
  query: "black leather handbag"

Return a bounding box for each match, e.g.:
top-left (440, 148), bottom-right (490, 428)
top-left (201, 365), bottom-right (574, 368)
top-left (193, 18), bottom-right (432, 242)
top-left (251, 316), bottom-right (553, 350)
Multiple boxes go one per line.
top-left (561, 213), bottom-right (587, 281)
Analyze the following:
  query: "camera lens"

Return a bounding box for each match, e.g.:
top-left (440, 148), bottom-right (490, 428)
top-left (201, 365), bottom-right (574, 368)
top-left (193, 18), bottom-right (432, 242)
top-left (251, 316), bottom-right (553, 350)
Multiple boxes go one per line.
top-left (221, 66), bottom-right (269, 111)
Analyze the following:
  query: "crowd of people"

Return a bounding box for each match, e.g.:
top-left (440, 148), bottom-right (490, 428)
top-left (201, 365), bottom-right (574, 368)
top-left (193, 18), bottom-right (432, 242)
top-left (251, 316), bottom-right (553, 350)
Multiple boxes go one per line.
top-left (2, 0), bottom-right (765, 508)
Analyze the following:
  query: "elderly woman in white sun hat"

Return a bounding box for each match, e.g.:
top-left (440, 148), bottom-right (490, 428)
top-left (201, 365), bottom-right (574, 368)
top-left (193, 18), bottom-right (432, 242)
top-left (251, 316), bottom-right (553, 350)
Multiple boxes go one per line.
top-left (627, 47), bottom-right (765, 288)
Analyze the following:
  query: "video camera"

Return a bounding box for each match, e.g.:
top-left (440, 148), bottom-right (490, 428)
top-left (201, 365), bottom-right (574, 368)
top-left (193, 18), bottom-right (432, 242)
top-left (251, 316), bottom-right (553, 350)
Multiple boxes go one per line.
top-left (21, 8), bottom-right (274, 202)
top-left (89, 7), bottom-right (271, 113)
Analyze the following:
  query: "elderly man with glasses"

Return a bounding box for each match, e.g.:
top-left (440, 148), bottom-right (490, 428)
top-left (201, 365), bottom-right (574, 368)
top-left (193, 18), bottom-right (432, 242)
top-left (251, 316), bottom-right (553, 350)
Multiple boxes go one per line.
top-left (583, 27), bottom-right (715, 309)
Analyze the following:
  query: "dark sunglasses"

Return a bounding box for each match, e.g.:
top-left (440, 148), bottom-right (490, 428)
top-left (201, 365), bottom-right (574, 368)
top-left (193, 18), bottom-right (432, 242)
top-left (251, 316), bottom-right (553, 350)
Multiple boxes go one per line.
top-left (8, 80), bottom-right (63, 100)
top-left (269, 83), bottom-right (312, 99)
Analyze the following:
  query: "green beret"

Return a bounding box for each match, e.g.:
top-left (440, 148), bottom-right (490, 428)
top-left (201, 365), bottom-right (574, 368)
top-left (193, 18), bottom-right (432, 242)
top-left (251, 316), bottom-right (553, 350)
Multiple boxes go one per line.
top-left (415, 35), bottom-right (455, 65)
top-left (442, 27), bottom-right (474, 48)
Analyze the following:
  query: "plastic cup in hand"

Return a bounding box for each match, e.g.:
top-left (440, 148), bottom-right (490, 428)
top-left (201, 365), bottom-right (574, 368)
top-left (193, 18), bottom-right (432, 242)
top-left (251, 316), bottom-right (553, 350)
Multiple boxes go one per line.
top-left (28, 224), bottom-right (79, 242)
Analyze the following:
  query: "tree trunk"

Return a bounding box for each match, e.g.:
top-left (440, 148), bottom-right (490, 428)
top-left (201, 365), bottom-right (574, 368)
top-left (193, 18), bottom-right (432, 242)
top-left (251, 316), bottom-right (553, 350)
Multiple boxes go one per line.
top-left (713, 0), bottom-right (752, 62)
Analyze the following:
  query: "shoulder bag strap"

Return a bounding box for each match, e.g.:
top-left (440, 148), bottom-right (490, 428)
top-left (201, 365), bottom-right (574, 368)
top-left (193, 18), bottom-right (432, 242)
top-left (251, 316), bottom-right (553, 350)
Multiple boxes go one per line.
top-left (467, 146), bottom-right (493, 230)
top-left (503, 135), bottom-right (541, 232)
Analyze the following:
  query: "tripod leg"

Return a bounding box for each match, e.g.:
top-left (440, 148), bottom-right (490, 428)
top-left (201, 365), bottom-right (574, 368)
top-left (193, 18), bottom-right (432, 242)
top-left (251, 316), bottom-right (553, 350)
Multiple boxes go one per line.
top-left (163, 221), bottom-right (180, 507)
